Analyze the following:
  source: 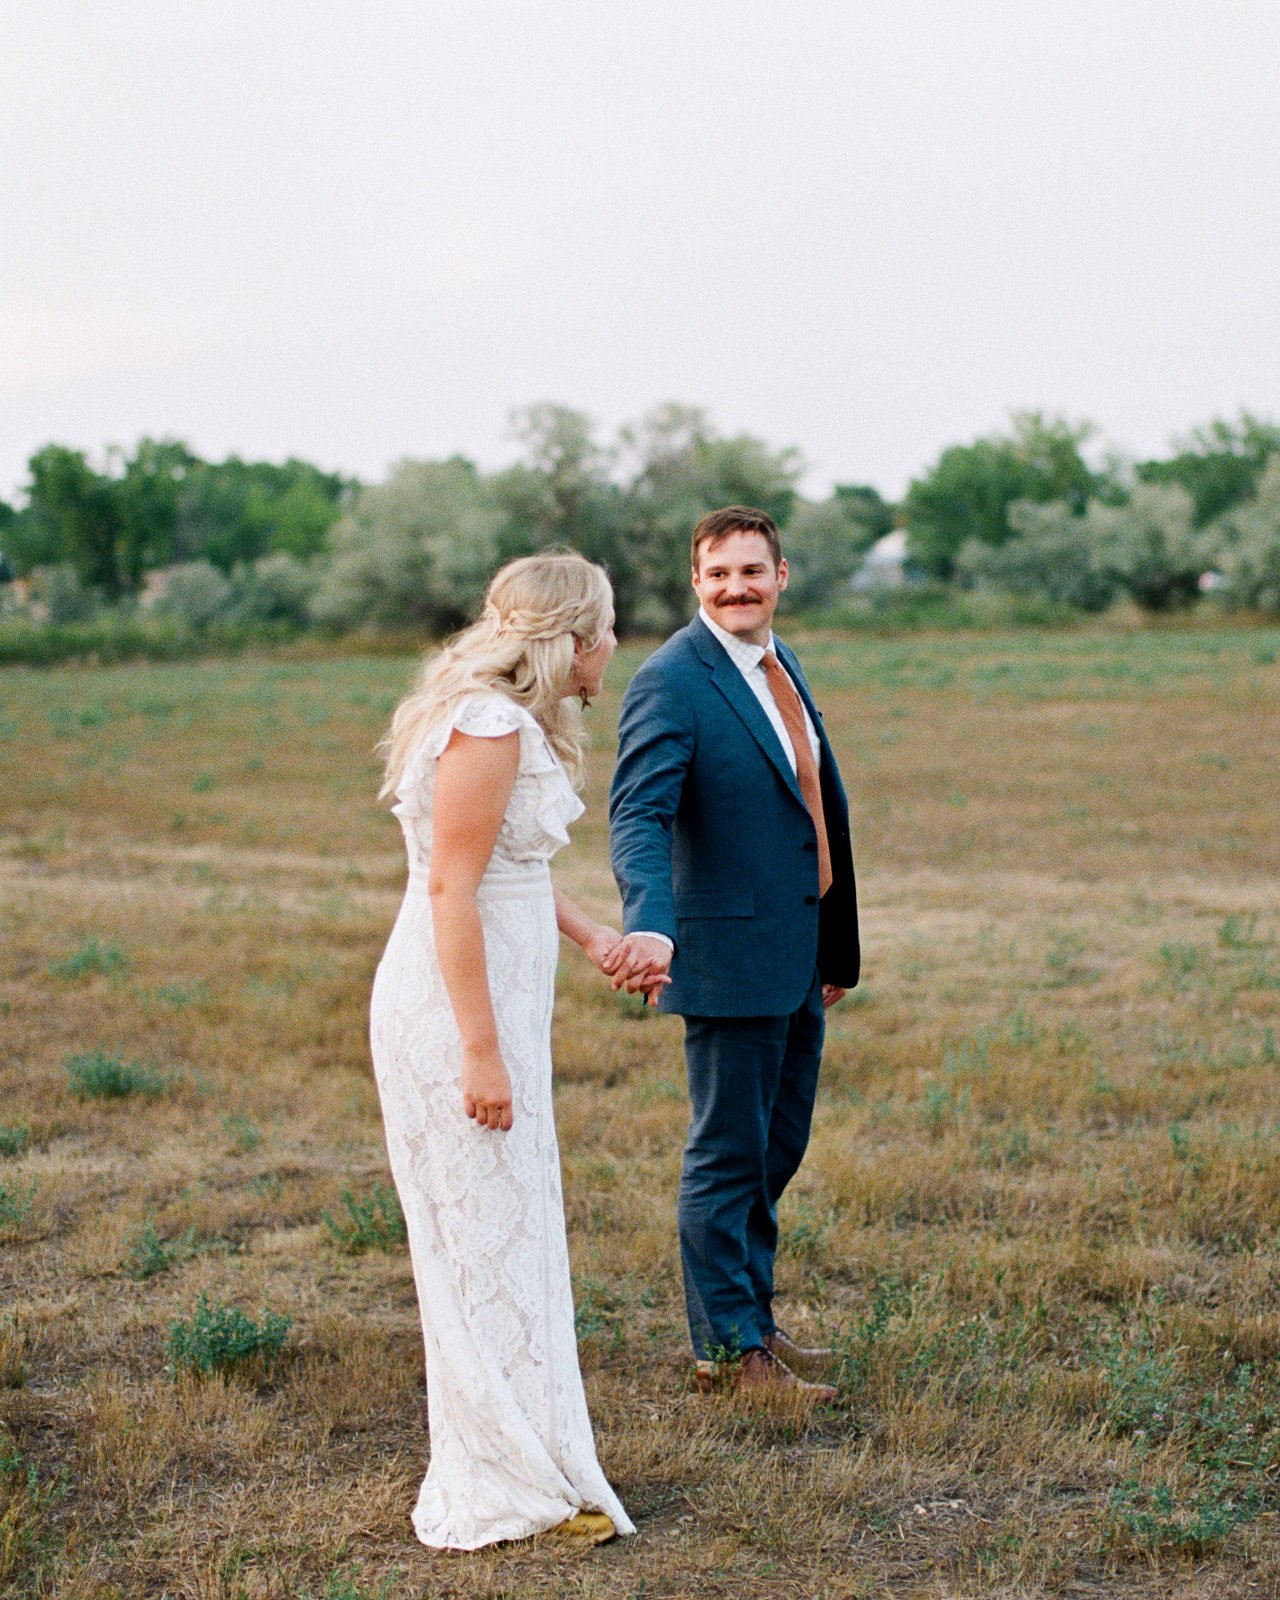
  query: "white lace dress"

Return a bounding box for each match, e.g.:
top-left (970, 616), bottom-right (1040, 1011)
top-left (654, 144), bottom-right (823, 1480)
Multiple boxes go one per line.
top-left (369, 691), bottom-right (634, 1550)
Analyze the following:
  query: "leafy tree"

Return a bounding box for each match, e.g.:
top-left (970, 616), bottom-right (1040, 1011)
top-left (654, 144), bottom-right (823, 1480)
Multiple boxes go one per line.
top-left (108, 437), bottom-right (198, 582)
top-left (236, 552), bottom-right (318, 626)
top-left (1213, 455), bottom-right (1280, 612)
top-left (781, 497), bottom-right (869, 610)
top-left (492, 405), bottom-right (639, 628)
top-left (1136, 413), bottom-right (1280, 526)
top-left (956, 500), bottom-right (1118, 612)
top-left (833, 483), bottom-right (896, 549)
top-left (310, 458), bottom-right (501, 632)
top-left (0, 499), bottom-right (15, 581)
top-left (904, 412), bottom-right (1097, 579)
top-left (621, 404), bottom-right (802, 629)
top-left (21, 446), bottom-right (125, 596)
top-left (1089, 484), bottom-right (1216, 611)
top-left (175, 457), bottom-right (349, 570)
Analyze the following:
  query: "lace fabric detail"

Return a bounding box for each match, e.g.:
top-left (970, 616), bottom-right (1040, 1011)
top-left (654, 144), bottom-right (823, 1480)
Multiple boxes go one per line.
top-left (370, 690), bottom-right (632, 1549)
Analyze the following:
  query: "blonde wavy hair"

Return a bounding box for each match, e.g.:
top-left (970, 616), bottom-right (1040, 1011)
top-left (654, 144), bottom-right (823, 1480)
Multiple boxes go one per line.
top-left (379, 551), bottom-right (614, 799)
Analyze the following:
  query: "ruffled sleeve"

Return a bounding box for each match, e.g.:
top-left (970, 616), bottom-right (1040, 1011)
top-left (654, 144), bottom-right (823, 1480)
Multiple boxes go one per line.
top-left (392, 694), bottom-right (583, 856)
top-left (394, 693), bottom-right (526, 815)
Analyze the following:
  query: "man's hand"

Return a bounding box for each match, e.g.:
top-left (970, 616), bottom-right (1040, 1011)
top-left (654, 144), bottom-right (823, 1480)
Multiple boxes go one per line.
top-left (821, 984), bottom-right (847, 1009)
top-left (602, 933), bottom-right (673, 1005)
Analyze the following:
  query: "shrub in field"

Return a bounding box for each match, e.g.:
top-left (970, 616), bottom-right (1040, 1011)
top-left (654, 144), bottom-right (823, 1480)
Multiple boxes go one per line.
top-left (26, 562), bottom-right (101, 624)
top-left (0, 1428), bottom-right (68, 1592)
top-left (221, 1112), bottom-right (263, 1154)
top-left (0, 613), bottom-right (297, 666)
top-left (0, 1179), bottom-right (36, 1229)
top-left (64, 1050), bottom-right (173, 1100)
top-left (0, 1124), bottom-right (29, 1159)
top-left (300, 1565), bottom-right (400, 1600)
top-left (233, 552), bottom-right (317, 626)
top-left (1089, 483), bottom-right (1218, 611)
top-left (321, 1182), bottom-right (406, 1253)
top-left (833, 1277), bottom-right (910, 1394)
top-left (780, 497), bottom-right (870, 610)
top-left (153, 979), bottom-right (213, 1009)
top-left (1098, 1316), bottom-right (1280, 1553)
top-left (310, 458), bottom-right (501, 632)
top-left (956, 499), bottom-right (1118, 612)
top-left (166, 1294), bottom-right (291, 1377)
top-left (47, 937), bottom-right (129, 980)
top-left (122, 1219), bottom-right (201, 1281)
top-left (149, 560), bottom-right (235, 628)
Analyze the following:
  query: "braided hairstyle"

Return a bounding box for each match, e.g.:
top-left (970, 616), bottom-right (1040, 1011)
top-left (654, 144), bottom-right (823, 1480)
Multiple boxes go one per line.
top-left (379, 551), bottom-right (613, 798)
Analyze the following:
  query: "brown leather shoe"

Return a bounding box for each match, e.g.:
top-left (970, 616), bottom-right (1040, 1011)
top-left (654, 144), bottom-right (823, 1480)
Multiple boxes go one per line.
top-left (694, 1345), bottom-right (837, 1402)
top-left (763, 1327), bottom-right (838, 1381)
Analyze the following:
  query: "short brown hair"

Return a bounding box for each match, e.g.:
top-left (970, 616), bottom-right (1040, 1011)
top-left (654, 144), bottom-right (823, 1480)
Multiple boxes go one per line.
top-left (691, 506), bottom-right (782, 572)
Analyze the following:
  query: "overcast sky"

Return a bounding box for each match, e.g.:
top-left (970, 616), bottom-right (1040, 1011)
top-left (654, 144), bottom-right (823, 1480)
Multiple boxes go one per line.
top-left (3, 1), bottom-right (1278, 503)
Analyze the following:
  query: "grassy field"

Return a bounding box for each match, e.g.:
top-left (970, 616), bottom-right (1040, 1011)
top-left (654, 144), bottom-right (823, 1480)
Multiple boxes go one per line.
top-left (2, 624), bottom-right (1279, 1599)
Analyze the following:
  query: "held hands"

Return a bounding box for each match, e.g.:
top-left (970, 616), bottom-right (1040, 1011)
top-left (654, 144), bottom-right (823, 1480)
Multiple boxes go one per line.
top-left (461, 1044), bottom-right (514, 1132)
top-left (599, 932), bottom-right (673, 1006)
top-left (584, 924), bottom-right (671, 1005)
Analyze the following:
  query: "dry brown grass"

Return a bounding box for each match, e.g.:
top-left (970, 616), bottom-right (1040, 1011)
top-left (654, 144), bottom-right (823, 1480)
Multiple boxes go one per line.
top-left (1, 626), bottom-right (1279, 1598)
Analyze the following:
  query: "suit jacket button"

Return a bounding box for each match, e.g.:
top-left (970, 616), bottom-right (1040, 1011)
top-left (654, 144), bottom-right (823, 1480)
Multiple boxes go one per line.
top-left (804, 894), bottom-right (817, 906)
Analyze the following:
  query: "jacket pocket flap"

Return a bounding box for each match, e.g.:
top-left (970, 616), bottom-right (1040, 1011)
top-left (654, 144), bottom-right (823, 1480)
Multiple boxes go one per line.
top-left (676, 892), bottom-right (755, 919)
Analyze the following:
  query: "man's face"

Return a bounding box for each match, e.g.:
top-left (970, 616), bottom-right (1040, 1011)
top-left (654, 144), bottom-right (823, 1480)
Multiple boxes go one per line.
top-left (692, 529), bottom-right (788, 646)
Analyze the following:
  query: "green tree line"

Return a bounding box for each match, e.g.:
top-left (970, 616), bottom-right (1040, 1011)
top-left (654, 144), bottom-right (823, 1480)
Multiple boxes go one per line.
top-left (2, 404), bottom-right (1278, 634)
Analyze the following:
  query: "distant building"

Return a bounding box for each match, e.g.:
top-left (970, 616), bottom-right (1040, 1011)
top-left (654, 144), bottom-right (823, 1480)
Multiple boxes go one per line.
top-left (852, 529), bottom-right (910, 592)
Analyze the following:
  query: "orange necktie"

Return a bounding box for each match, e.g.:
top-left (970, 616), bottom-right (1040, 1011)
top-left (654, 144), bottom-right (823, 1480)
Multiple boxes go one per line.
top-left (761, 650), bottom-right (833, 896)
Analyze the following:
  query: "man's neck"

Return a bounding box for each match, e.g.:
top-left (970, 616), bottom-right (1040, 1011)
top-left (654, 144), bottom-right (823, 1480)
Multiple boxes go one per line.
top-left (698, 607), bottom-right (774, 654)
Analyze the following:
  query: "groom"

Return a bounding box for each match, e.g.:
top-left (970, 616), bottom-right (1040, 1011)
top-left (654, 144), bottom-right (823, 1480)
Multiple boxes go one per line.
top-left (607, 506), bottom-right (859, 1395)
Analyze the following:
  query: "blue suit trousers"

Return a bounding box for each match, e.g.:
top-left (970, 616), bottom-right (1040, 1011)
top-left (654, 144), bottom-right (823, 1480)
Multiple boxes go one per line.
top-left (678, 968), bottom-right (826, 1359)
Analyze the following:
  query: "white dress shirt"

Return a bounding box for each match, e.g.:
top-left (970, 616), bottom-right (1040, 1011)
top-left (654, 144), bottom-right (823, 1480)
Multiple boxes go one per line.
top-left (633, 610), bottom-right (821, 952)
top-left (695, 607), bottom-right (821, 773)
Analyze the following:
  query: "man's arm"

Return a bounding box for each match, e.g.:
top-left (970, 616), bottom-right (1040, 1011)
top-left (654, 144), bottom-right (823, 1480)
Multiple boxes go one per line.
top-left (608, 659), bottom-right (695, 947)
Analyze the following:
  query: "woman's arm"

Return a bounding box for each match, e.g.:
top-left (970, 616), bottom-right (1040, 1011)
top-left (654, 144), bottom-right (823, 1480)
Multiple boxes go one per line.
top-left (428, 728), bottom-right (520, 1131)
top-left (553, 885), bottom-right (620, 974)
top-left (554, 886), bottom-right (671, 1001)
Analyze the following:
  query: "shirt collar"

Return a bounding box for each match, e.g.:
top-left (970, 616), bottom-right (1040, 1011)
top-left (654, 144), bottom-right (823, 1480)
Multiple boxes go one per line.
top-left (698, 606), bottom-right (774, 666)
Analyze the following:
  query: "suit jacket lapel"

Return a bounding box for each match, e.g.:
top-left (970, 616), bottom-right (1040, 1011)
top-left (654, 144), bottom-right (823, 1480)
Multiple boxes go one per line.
top-left (688, 616), bottom-right (806, 806)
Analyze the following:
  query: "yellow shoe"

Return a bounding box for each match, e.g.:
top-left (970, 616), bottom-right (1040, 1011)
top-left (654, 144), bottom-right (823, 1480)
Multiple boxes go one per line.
top-left (541, 1510), bottom-right (617, 1546)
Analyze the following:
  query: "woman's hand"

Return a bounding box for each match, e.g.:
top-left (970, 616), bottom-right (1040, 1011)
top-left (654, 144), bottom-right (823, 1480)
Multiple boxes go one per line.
top-left (462, 1045), bottom-right (514, 1132)
top-left (582, 922), bottom-right (623, 977)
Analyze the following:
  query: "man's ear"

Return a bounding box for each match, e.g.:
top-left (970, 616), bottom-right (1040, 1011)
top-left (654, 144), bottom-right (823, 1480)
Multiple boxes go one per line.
top-left (777, 557), bottom-right (789, 590)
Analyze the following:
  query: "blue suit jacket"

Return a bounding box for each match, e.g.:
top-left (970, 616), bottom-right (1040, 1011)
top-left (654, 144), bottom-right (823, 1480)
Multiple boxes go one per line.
top-left (609, 615), bottom-right (860, 1018)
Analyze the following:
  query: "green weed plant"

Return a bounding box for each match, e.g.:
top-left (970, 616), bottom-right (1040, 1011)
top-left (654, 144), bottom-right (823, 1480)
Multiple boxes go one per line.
top-left (166, 1294), bottom-right (291, 1377)
top-left (0, 1179), bottom-right (36, 1229)
top-left (64, 1051), bottom-right (174, 1100)
top-left (47, 937), bottom-right (129, 980)
top-left (320, 1182), bottom-right (406, 1253)
top-left (0, 1124), bottom-right (29, 1159)
top-left (122, 1219), bottom-right (202, 1281)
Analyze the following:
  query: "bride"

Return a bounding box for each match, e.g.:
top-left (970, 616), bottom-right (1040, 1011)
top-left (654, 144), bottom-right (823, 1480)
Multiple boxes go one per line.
top-left (369, 552), bottom-right (645, 1550)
